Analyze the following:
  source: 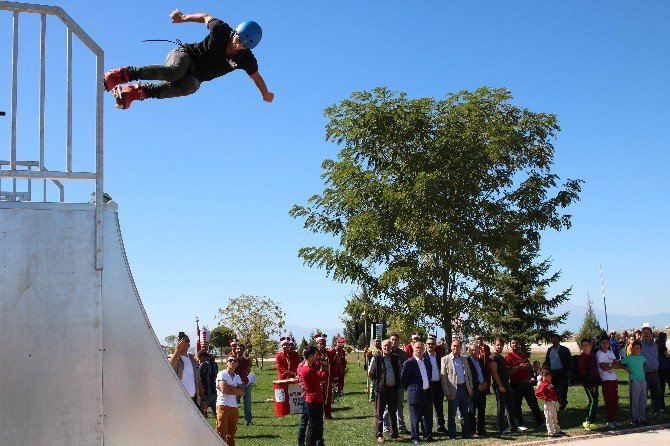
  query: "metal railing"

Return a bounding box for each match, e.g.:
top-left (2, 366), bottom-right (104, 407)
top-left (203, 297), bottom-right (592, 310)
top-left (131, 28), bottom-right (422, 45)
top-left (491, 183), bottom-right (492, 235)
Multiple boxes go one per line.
top-left (0, 1), bottom-right (104, 270)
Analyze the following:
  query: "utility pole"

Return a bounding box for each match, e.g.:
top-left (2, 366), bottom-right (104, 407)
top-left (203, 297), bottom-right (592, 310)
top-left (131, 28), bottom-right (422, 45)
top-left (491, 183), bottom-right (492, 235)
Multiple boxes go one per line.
top-left (599, 265), bottom-right (609, 332)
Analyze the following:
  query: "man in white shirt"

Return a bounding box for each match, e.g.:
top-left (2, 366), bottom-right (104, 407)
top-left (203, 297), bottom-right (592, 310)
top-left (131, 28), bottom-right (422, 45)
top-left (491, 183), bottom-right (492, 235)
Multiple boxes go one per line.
top-left (169, 333), bottom-right (205, 413)
top-left (216, 356), bottom-right (246, 445)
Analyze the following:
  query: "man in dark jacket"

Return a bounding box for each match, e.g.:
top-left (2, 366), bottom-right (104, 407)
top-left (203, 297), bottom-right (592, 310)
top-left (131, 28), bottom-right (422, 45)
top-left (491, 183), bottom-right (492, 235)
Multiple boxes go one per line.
top-left (369, 339), bottom-right (403, 443)
top-left (401, 340), bottom-right (434, 444)
top-left (467, 343), bottom-right (488, 436)
top-left (197, 349), bottom-right (218, 418)
top-left (543, 333), bottom-right (572, 411)
top-left (384, 334), bottom-right (409, 434)
top-left (425, 335), bottom-right (446, 433)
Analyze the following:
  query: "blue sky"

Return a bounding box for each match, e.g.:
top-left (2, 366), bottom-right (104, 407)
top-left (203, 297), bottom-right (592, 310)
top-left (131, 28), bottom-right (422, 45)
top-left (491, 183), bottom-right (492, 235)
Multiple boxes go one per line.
top-left (2, 1), bottom-right (669, 342)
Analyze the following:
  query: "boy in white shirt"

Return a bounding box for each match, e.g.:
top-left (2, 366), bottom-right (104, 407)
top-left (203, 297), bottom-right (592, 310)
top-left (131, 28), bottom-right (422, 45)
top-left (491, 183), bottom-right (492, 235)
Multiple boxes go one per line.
top-left (216, 356), bottom-right (246, 445)
top-left (596, 336), bottom-right (623, 429)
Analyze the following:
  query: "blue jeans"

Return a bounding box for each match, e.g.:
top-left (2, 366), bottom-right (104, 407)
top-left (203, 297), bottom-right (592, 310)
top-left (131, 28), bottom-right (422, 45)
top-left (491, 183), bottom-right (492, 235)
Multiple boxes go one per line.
top-left (298, 401), bottom-right (308, 446)
top-left (447, 384), bottom-right (471, 438)
top-left (305, 402), bottom-right (324, 446)
top-left (236, 383), bottom-right (253, 424)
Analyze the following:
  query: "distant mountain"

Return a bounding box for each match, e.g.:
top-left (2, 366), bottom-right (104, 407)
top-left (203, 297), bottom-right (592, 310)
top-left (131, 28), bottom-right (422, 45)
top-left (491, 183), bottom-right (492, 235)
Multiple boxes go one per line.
top-left (558, 302), bottom-right (670, 332)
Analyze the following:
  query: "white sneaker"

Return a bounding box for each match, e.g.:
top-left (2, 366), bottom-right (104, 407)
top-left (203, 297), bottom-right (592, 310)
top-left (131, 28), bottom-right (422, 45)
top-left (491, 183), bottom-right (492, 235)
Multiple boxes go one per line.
top-left (606, 422), bottom-right (616, 429)
top-left (517, 426), bottom-right (528, 432)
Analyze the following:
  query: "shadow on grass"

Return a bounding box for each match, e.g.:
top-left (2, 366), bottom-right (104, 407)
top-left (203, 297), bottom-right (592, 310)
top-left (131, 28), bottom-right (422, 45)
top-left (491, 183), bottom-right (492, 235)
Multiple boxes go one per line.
top-left (331, 414), bottom-right (371, 420)
top-left (344, 391), bottom-right (367, 396)
top-left (241, 434), bottom-right (281, 439)
top-left (332, 406), bottom-right (353, 413)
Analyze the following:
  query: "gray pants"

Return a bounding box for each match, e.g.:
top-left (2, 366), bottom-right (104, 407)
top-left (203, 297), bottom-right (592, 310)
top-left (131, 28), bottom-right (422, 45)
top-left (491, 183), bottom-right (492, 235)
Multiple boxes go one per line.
top-left (645, 371), bottom-right (662, 414)
top-left (630, 380), bottom-right (647, 421)
top-left (128, 48), bottom-right (201, 99)
top-left (383, 385), bottom-right (407, 431)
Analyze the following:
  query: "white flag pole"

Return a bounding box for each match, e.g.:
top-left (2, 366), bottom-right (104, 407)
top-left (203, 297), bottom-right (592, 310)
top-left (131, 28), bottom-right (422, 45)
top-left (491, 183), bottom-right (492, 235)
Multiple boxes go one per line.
top-left (599, 265), bottom-right (609, 332)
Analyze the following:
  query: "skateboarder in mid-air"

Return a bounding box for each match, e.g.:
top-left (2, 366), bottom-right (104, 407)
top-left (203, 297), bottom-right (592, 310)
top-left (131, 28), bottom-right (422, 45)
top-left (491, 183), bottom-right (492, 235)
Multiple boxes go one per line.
top-left (104, 9), bottom-right (274, 109)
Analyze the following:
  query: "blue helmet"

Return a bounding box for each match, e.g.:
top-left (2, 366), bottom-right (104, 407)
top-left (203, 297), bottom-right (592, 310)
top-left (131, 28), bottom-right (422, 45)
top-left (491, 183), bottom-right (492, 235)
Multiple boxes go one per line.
top-left (235, 21), bottom-right (262, 49)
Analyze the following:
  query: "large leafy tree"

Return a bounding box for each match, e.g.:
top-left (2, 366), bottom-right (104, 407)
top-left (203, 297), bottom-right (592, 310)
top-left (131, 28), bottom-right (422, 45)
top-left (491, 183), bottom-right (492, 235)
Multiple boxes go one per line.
top-left (218, 294), bottom-right (285, 368)
top-left (290, 87), bottom-right (582, 344)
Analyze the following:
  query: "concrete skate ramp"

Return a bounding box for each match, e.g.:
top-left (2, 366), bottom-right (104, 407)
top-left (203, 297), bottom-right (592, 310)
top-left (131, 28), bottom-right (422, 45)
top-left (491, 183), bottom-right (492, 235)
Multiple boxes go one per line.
top-left (0, 202), bottom-right (225, 446)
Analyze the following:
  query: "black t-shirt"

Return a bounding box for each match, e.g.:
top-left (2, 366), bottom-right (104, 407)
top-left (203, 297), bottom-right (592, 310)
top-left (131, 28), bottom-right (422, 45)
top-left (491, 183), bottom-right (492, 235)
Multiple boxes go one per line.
top-left (490, 353), bottom-right (510, 388)
top-left (183, 18), bottom-right (258, 82)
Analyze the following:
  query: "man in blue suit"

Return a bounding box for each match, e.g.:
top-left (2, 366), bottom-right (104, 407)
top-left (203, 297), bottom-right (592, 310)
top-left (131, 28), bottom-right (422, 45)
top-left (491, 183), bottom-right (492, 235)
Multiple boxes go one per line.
top-left (401, 340), bottom-right (434, 444)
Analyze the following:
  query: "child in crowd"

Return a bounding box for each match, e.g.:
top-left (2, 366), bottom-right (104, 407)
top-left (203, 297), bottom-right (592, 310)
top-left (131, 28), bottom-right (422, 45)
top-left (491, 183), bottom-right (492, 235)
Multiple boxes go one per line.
top-left (620, 341), bottom-right (648, 425)
top-left (532, 360), bottom-right (542, 385)
top-left (626, 335), bottom-right (636, 356)
top-left (577, 338), bottom-right (601, 430)
top-left (596, 335), bottom-right (623, 429)
top-left (535, 368), bottom-right (563, 437)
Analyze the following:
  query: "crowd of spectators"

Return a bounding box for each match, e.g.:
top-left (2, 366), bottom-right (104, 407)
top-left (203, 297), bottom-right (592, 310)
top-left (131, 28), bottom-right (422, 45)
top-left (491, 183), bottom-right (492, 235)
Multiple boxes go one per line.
top-left (165, 325), bottom-right (669, 445)
top-left (366, 327), bottom-right (670, 444)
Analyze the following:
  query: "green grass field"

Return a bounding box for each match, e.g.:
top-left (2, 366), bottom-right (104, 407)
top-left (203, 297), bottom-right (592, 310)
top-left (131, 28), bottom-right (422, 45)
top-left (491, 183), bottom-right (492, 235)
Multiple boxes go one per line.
top-left (206, 353), bottom-right (669, 445)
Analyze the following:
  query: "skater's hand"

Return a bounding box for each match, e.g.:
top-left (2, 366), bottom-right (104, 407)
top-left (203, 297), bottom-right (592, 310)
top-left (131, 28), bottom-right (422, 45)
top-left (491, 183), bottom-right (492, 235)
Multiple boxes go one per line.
top-left (499, 386), bottom-right (507, 394)
top-left (170, 9), bottom-right (186, 23)
top-left (263, 91), bottom-right (275, 103)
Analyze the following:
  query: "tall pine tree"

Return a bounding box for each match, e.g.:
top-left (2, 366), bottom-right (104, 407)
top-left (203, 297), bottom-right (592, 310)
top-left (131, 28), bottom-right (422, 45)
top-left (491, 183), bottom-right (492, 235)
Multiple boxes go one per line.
top-left (577, 296), bottom-right (603, 342)
top-left (475, 244), bottom-right (570, 348)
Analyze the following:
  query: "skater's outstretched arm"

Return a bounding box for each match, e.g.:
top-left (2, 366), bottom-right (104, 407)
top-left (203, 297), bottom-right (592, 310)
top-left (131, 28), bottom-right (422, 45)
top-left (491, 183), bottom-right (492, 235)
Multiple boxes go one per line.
top-left (170, 9), bottom-right (213, 26)
top-left (249, 71), bottom-right (274, 103)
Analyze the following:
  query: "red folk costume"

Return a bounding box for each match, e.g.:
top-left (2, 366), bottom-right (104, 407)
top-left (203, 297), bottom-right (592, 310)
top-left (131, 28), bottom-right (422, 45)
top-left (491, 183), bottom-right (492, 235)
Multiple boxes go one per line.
top-left (276, 337), bottom-right (300, 380)
top-left (330, 338), bottom-right (347, 393)
top-left (314, 333), bottom-right (336, 418)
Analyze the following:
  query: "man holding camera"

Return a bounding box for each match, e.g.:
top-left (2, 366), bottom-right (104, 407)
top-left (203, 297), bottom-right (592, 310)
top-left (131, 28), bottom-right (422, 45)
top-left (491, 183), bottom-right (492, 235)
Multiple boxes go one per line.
top-left (170, 332), bottom-right (205, 413)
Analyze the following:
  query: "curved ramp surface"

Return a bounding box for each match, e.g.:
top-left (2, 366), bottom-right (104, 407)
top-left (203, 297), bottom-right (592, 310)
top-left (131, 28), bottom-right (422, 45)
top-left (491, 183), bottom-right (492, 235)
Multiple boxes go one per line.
top-left (0, 202), bottom-right (226, 446)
